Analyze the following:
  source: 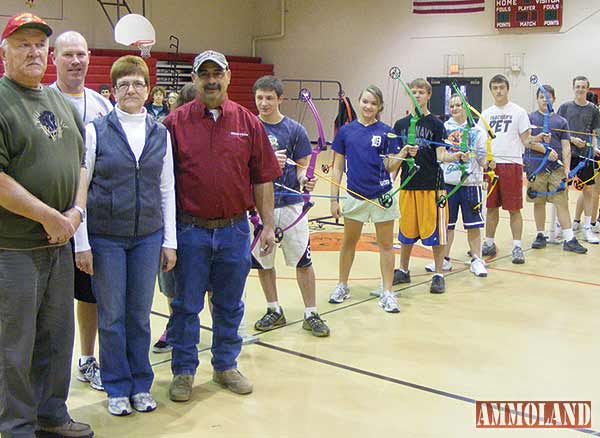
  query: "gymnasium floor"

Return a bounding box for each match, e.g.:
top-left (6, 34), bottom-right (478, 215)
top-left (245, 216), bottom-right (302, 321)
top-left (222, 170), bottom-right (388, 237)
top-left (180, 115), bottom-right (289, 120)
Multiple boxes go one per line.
top-left (67, 157), bottom-right (600, 437)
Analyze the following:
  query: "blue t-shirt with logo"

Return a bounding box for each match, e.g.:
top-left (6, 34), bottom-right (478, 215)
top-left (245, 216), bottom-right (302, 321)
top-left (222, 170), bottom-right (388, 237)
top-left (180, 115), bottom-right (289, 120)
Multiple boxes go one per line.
top-left (332, 120), bottom-right (393, 200)
top-left (262, 116), bottom-right (312, 208)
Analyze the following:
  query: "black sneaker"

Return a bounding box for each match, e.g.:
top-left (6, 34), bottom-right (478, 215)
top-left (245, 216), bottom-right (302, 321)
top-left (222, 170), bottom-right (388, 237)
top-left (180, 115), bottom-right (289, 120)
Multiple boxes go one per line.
top-left (531, 233), bottom-right (547, 249)
top-left (254, 308), bottom-right (286, 331)
top-left (302, 312), bottom-right (330, 337)
top-left (152, 339), bottom-right (173, 354)
top-left (392, 269), bottom-right (411, 285)
top-left (563, 237), bottom-right (588, 254)
top-left (430, 275), bottom-right (445, 294)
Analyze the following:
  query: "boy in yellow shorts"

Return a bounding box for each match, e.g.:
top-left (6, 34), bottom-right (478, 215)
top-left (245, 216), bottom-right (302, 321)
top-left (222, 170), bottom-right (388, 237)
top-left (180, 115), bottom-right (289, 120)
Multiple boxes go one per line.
top-left (391, 79), bottom-right (468, 293)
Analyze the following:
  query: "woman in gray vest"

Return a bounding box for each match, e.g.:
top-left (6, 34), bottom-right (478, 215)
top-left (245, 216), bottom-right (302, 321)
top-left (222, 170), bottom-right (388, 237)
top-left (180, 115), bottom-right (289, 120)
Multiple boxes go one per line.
top-left (73, 55), bottom-right (177, 416)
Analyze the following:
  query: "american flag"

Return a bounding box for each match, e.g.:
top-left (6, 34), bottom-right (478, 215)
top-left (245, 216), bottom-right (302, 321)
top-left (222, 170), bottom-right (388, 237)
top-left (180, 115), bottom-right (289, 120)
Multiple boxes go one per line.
top-left (413, 0), bottom-right (485, 14)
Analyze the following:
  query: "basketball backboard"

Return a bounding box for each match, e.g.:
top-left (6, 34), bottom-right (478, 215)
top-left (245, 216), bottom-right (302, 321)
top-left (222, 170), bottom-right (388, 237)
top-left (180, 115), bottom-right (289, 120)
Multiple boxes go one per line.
top-left (114, 13), bottom-right (155, 57)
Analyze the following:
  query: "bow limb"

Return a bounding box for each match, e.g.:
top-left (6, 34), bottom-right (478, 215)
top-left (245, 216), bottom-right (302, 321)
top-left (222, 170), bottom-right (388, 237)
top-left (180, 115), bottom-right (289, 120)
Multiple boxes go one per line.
top-left (467, 104), bottom-right (495, 167)
top-left (387, 67), bottom-right (423, 196)
top-left (299, 88), bottom-right (325, 196)
top-left (527, 75), bottom-right (554, 181)
top-left (249, 209), bottom-right (263, 251)
top-left (274, 89), bottom-right (326, 242)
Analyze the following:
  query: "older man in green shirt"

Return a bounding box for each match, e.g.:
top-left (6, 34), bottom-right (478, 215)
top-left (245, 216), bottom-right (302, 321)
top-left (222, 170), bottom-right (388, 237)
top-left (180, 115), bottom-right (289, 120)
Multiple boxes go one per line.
top-left (0, 12), bottom-right (93, 438)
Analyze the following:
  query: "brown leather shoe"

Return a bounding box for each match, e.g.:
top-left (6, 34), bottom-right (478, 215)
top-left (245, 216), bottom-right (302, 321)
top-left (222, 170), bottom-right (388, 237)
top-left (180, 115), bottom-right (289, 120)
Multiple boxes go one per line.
top-left (38, 419), bottom-right (94, 437)
top-left (213, 368), bottom-right (253, 394)
top-left (169, 374), bottom-right (194, 402)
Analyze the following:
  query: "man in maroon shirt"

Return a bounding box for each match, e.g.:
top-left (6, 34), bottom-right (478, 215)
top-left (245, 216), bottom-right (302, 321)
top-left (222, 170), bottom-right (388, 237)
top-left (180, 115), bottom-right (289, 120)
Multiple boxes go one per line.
top-left (163, 50), bottom-right (281, 402)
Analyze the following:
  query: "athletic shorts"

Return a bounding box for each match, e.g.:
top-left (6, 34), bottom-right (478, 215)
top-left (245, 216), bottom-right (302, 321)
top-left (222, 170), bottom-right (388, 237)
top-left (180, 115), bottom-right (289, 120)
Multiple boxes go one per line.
top-left (252, 203), bottom-right (311, 269)
top-left (526, 167), bottom-right (568, 205)
top-left (445, 185), bottom-right (484, 230)
top-left (485, 163), bottom-right (523, 211)
top-left (398, 189), bottom-right (448, 246)
top-left (71, 240), bottom-right (95, 303)
top-left (571, 155), bottom-right (597, 187)
top-left (342, 190), bottom-right (399, 224)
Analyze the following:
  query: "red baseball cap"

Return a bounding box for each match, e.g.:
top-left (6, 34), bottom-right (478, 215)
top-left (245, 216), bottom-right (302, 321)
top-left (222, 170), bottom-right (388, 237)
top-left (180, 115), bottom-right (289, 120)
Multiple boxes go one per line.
top-left (1, 12), bottom-right (52, 41)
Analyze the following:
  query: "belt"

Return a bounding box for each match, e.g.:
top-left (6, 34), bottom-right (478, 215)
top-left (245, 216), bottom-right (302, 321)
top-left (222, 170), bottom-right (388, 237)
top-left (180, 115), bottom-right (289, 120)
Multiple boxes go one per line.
top-left (177, 212), bottom-right (246, 229)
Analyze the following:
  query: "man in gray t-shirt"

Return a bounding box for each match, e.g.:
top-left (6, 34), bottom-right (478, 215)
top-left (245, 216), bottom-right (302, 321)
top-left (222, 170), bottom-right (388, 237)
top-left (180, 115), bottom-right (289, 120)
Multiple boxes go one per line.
top-left (557, 76), bottom-right (600, 243)
top-left (50, 30), bottom-right (112, 394)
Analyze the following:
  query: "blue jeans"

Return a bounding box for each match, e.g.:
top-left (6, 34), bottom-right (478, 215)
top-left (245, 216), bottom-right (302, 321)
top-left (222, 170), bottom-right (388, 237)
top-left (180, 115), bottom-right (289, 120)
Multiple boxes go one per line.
top-left (90, 230), bottom-right (162, 398)
top-left (168, 219), bottom-right (251, 375)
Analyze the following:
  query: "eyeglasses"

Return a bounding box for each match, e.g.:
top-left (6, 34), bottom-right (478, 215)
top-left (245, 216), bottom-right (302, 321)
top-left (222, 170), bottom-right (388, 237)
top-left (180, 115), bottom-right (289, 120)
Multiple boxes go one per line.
top-left (196, 70), bottom-right (226, 80)
top-left (116, 81), bottom-right (147, 93)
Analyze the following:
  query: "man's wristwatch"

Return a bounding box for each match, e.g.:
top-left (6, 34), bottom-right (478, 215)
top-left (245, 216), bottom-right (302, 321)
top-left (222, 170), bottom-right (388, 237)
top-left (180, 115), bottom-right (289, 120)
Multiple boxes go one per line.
top-left (73, 205), bottom-right (86, 222)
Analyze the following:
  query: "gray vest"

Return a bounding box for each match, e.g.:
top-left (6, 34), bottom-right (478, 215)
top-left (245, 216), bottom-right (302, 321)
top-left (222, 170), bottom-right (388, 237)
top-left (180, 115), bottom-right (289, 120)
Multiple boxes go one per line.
top-left (87, 110), bottom-right (167, 237)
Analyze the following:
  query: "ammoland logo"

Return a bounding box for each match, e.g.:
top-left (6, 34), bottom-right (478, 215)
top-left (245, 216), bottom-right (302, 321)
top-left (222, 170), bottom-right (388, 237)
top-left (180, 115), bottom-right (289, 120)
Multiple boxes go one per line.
top-left (476, 401), bottom-right (591, 428)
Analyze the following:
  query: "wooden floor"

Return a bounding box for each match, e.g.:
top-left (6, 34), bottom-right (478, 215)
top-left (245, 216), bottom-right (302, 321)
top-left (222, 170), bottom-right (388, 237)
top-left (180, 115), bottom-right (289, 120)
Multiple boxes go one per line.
top-left (67, 173), bottom-right (600, 437)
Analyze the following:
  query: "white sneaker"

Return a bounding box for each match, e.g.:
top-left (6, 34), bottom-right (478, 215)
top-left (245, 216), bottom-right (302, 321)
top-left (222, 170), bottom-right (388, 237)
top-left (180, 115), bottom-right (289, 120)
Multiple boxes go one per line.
top-left (583, 228), bottom-right (599, 244)
top-left (378, 291), bottom-right (400, 313)
top-left (424, 257), bottom-right (452, 272)
top-left (131, 392), bottom-right (157, 412)
top-left (328, 284), bottom-right (350, 304)
top-left (108, 396), bottom-right (132, 416)
top-left (77, 357), bottom-right (104, 391)
top-left (573, 221), bottom-right (580, 231)
top-left (592, 223), bottom-right (600, 233)
top-left (369, 284), bottom-right (384, 297)
top-left (547, 230), bottom-right (562, 244)
top-left (469, 258), bottom-right (488, 277)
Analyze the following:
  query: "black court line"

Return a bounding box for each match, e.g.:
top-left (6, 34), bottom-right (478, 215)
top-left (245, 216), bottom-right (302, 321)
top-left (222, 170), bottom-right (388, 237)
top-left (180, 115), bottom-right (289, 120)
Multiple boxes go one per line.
top-left (149, 311), bottom-right (213, 367)
top-left (237, 249), bottom-right (518, 337)
top-left (254, 339), bottom-right (600, 436)
top-left (150, 249), bottom-right (518, 340)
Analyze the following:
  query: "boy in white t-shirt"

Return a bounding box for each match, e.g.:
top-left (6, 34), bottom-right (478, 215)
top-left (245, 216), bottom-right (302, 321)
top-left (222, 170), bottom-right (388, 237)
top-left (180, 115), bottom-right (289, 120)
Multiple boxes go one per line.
top-left (480, 74), bottom-right (531, 264)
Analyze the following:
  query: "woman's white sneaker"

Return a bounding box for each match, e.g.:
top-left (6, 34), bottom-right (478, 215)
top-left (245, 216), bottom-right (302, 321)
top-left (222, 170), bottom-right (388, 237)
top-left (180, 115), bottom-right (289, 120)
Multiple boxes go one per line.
top-left (108, 396), bottom-right (132, 416)
top-left (131, 392), bottom-right (157, 412)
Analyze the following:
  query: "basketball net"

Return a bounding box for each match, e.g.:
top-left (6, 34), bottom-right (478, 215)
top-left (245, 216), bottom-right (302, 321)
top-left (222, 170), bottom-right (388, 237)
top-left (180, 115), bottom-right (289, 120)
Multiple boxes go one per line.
top-left (133, 40), bottom-right (154, 59)
top-left (26, 0), bottom-right (35, 7)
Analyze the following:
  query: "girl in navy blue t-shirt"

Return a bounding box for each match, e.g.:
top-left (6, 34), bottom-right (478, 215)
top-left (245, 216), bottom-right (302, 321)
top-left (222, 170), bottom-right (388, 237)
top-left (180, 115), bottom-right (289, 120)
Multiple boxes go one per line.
top-left (328, 85), bottom-right (402, 313)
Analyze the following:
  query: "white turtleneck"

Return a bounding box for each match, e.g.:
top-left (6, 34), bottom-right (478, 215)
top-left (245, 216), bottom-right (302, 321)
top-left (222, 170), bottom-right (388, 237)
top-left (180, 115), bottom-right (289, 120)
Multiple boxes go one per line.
top-left (74, 106), bottom-right (177, 251)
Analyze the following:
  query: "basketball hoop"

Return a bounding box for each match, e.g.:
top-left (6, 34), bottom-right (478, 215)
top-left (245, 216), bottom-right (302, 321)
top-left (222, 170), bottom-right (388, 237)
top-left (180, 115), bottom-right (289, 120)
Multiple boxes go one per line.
top-left (133, 39), bottom-right (154, 58)
top-left (114, 14), bottom-right (156, 59)
top-left (25, 0), bottom-right (35, 7)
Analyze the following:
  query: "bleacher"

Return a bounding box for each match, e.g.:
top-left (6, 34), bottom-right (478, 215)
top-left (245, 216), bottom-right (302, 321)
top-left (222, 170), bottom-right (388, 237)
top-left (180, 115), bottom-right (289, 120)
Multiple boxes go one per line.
top-left (0, 48), bottom-right (274, 113)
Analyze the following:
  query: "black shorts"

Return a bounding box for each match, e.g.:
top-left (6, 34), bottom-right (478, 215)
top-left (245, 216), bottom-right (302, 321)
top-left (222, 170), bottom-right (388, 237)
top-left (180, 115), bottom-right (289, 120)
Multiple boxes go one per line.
top-left (571, 155), bottom-right (596, 186)
top-left (70, 241), bottom-right (96, 303)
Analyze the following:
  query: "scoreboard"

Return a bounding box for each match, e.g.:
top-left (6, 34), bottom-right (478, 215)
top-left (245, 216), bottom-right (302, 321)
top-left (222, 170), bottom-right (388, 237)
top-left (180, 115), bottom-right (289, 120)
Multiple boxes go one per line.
top-left (495, 0), bottom-right (562, 29)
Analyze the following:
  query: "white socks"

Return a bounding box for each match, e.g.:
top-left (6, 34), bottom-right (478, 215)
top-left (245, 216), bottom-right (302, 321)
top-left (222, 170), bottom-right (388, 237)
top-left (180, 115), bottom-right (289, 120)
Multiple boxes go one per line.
top-left (267, 301), bottom-right (281, 313)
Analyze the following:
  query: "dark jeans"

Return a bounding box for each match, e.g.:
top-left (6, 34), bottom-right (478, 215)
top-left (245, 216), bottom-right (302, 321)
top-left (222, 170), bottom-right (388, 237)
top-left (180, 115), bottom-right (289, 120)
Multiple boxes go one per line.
top-left (0, 245), bottom-right (73, 438)
top-left (90, 230), bottom-right (162, 398)
top-left (168, 219), bottom-right (251, 375)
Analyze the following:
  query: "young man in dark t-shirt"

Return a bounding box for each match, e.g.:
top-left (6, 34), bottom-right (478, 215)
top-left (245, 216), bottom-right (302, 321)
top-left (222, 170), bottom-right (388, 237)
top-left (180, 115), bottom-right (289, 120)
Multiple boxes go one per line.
top-left (526, 85), bottom-right (586, 254)
top-left (557, 76), bottom-right (600, 244)
top-left (391, 78), bottom-right (467, 294)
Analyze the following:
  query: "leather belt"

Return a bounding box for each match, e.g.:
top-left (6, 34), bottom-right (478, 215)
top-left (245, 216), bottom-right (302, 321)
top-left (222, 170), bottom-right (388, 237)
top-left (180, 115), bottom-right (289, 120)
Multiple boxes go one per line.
top-left (177, 212), bottom-right (246, 230)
